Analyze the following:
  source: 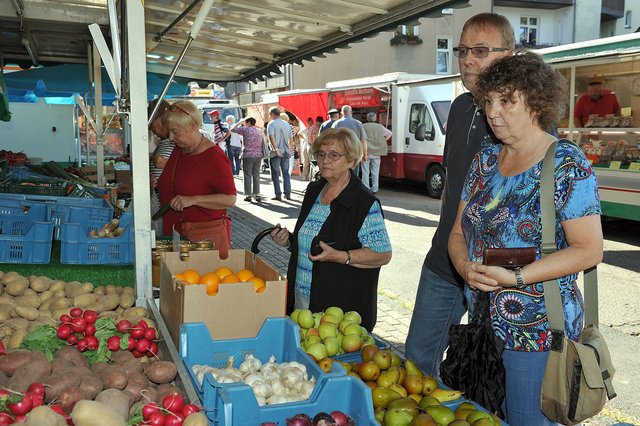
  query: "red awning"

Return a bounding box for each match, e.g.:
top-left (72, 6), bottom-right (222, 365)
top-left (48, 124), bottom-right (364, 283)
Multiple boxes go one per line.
top-left (278, 91), bottom-right (329, 124)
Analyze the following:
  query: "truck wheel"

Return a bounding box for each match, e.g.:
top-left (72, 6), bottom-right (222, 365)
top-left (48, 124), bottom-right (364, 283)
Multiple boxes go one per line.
top-left (426, 165), bottom-right (445, 199)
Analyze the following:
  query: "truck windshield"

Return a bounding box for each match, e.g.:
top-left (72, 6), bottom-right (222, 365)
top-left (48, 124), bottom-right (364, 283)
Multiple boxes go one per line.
top-left (202, 108), bottom-right (242, 123)
top-left (431, 101), bottom-right (451, 134)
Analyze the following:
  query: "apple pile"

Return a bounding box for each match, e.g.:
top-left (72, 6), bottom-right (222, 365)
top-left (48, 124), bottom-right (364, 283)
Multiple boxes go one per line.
top-left (289, 307), bottom-right (375, 362)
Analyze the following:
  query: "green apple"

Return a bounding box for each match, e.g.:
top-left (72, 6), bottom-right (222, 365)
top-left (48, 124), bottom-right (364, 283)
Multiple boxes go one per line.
top-left (343, 310), bottom-right (362, 325)
top-left (323, 336), bottom-right (340, 356)
top-left (320, 313), bottom-right (340, 326)
top-left (306, 342), bottom-right (328, 361)
top-left (342, 333), bottom-right (363, 352)
top-left (318, 323), bottom-right (338, 339)
top-left (344, 323), bottom-right (363, 336)
top-left (324, 306), bottom-right (344, 322)
top-left (290, 308), bottom-right (301, 324)
top-left (297, 309), bottom-right (314, 329)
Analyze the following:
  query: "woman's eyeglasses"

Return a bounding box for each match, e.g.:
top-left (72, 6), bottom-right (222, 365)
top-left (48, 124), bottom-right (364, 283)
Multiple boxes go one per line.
top-left (317, 151), bottom-right (346, 161)
top-left (453, 46), bottom-right (508, 59)
top-left (168, 104), bottom-right (197, 125)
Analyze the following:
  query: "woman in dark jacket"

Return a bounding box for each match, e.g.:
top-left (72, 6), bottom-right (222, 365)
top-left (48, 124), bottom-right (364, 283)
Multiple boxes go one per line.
top-left (270, 128), bottom-right (392, 331)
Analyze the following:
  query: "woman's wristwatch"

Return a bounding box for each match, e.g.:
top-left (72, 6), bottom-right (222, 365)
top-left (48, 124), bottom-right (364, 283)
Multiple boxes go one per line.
top-left (344, 250), bottom-right (351, 265)
top-left (514, 267), bottom-right (526, 289)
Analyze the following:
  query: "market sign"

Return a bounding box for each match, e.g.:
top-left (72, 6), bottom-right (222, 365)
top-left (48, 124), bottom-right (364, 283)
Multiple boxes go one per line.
top-left (333, 88), bottom-right (382, 108)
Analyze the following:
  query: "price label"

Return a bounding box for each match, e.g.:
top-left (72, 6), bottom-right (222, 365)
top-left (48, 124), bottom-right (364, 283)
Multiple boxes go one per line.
top-left (629, 162), bottom-right (640, 171)
top-left (609, 161), bottom-right (622, 169)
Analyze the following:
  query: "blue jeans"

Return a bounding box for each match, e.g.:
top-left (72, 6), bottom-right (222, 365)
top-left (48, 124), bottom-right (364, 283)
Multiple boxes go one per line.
top-left (502, 350), bottom-right (559, 426)
top-left (405, 264), bottom-right (466, 377)
top-left (269, 155), bottom-right (291, 198)
top-left (361, 156), bottom-right (381, 192)
top-left (227, 145), bottom-right (242, 175)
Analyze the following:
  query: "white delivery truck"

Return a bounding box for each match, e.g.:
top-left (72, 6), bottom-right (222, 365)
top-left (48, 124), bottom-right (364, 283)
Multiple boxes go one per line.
top-left (324, 73), bottom-right (462, 198)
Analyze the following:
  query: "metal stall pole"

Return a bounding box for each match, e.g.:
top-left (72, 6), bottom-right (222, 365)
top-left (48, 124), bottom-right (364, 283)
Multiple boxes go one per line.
top-left (93, 42), bottom-right (105, 185)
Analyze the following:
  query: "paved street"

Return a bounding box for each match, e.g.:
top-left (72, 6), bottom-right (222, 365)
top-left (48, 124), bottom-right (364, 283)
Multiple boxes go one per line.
top-left (228, 171), bottom-right (640, 426)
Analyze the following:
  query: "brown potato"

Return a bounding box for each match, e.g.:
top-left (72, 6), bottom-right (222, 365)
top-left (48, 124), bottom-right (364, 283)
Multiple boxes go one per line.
top-left (15, 294), bottom-right (41, 309)
top-left (44, 369), bottom-right (83, 403)
top-left (29, 276), bottom-right (52, 293)
top-left (183, 412), bottom-right (209, 426)
top-left (59, 387), bottom-right (88, 412)
top-left (8, 352), bottom-right (51, 392)
top-left (0, 296), bottom-right (16, 308)
top-left (49, 297), bottom-right (71, 311)
top-left (0, 350), bottom-right (33, 375)
top-left (79, 374), bottom-right (104, 400)
top-left (71, 400), bottom-right (126, 426)
top-left (123, 372), bottom-right (148, 403)
top-left (15, 305), bottom-right (39, 321)
top-left (119, 292), bottom-right (135, 309)
top-left (7, 330), bottom-right (26, 349)
top-left (97, 364), bottom-right (128, 390)
top-left (49, 280), bottom-right (66, 293)
top-left (24, 406), bottom-right (67, 426)
top-left (72, 293), bottom-right (97, 308)
top-left (54, 345), bottom-right (90, 369)
top-left (144, 361), bottom-right (177, 385)
top-left (97, 294), bottom-right (121, 312)
top-left (63, 281), bottom-right (83, 297)
top-left (122, 359), bottom-right (144, 377)
top-left (94, 286), bottom-right (106, 296)
top-left (0, 305), bottom-right (12, 321)
top-left (5, 277), bottom-right (29, 296)
top-left (39, 290), bottom-right (53, 303)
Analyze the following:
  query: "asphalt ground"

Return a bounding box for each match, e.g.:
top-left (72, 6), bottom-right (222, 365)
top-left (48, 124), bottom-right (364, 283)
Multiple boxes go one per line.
top-left (226, 170), bottom-right (638, 426)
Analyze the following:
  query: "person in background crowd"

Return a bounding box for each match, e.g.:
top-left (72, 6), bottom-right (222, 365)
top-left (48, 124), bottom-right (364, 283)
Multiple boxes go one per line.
top-left (148, 98), bottom-right (174, 237)
top-left (232, 117), bottom-right (265, 202)
top-left (362, 112), bottom-right (392, 193)
top-left (208, 110), bottom-right (230, 154)
top-left (332, 105), bottom-right (367, 164)
top-left (573, 77), bottom-right (621, 127)
top-left (270, 128), bottom-right (392, 331)
top-left (449, 51), bottom-right (603, 426)
top-left (226, 115), bottom-right (243, 176)
top-left (405, 12), bottom-right (515, 376)
top-left (319, 108), bottom-right (340, 133)
top-left (157, 100), bottom-right (236, 247)
top-left (267, 107), bottom-right (294, 201)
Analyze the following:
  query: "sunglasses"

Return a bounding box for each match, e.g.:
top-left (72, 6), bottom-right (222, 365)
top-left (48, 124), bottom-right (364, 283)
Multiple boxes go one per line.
top-left (453, 46), bottom-right (508, 59)
top-left (168, 104), bottom-right (197, 125)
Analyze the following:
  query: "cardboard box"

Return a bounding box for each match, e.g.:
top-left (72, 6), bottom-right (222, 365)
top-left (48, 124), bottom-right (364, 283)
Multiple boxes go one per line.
top-left (159, 249), bottom-right (287, 346)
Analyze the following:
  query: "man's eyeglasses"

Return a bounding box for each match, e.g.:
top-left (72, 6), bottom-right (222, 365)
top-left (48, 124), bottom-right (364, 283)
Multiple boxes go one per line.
top-left (317, 151), bottom-right (347, 161)
top-left (453, 46), bottom-right (508, 59)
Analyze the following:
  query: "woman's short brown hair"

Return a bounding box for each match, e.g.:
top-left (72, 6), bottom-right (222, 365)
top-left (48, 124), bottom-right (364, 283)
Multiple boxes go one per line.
top-left (312, 128), bottom-right (362, 164)
top-left (161, 100), bottom-right (202, 129)
top-left (475, 50), bottom-right (567, 132)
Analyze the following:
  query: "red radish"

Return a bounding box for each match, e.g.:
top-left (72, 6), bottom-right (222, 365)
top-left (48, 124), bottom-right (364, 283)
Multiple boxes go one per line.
top-left (135, 338), bottom-right (150, 353)
top-left (59, 314), bottom-right (72, 323)
top-left (162, 393), bottom-right (185, 414)
top-left (127, 336), bottom-right (136, 351)
top-left (57, 324), bottom-right (72, 339)
top-left (148, 411), bottom-right (166, 426)
top-left (130, 326), bottom-right (145, 339)
top-left (164, 412), bottom-right (184, 426)
top-left (27, 383), bottom-right (45, 397)
top-left (142, 402), bottom-right (161, 420)
top-left (8, 393), bottom-right (33, 415)
top-left (66, 334), bottom-right (79, 345)
top-left (137, 319), bottom-right (149, 329)
top-left (86, 336), bottom-right (99, 350)
top-left (70, 317), bottom-right (86, 333)
top-left (83, 324), bottom-right (96, 336)
top-left (147, 341), bottom-right (159, 358)
top-left (0, 412), bottom-right (11, 426)
top-left (77, 338), bottom-right (89, 352)
top-left (13, 414), bottom-right (26, 423)
top-left (144, 328), bottom-right (157, 341)
top-left (70, 307), bottom-right (83, 318)
top-left (107, 335), bottom-right (121, 351)
top-left (50, 404), bottom-right (67, 417)
top-left (181, 404), bottom-right (200, 417)
top-left (83, 310), bottom-right (98, 324)
top-left (0, 342), bottom-right (6, 356)
top-left (29, 392), bottom-right (43, 408)
top-left (0, 390), bottom-right (9, 399)
top-left (132, 349), bottom-right (145, 358)
top-left (116, 319), bottom-right (132, 333)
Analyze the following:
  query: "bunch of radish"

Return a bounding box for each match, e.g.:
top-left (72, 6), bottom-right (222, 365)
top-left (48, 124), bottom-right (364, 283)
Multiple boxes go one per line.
top-left (56, 307), bottom-right (99, 352)
top-left (0, 383), bottom-right (45, 424)
top-left (107, 319), bottom-right (159, 358)
top-left (139, 393), bottom-right (201, 426)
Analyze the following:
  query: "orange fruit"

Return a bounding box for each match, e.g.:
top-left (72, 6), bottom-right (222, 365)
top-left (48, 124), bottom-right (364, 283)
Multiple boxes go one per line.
top-left (214, 266), bottom-right (234, 280)
top-left (181, 269), bottom-right (200, 284)
top-left (174, 273), bottom-right (186, 282)
top-left (200, 272), bottom-right (220, 286)
top-left (220, 274), bottom-right (240, 284)
top-left (205, 281), bottom-right (219, 296)
top-left (248, 276), bottom-right (266, 293)
top-left (236, 269), bottom-right (255, 282)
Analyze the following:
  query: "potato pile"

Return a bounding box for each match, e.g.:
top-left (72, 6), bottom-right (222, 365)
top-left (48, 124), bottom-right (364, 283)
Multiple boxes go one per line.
top-left (88, 218), bottom-right (125, 238)
top-left (0, 271), bottom-right (139, 351)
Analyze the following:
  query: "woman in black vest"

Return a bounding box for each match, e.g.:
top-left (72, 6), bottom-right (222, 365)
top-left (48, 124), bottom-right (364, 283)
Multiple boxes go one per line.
top-left (270, 128), bottom-right (392, 331)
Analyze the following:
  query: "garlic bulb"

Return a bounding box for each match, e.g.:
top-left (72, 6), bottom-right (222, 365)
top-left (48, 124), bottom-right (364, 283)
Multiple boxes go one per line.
top-left (243, 372), bottom-right (266, 387)
top-left (252, 382), bottom-right (273, 399)
top-left (281, 366), bottom-right (305, 388)
top-left (239, 353), bottom-right (262, 373)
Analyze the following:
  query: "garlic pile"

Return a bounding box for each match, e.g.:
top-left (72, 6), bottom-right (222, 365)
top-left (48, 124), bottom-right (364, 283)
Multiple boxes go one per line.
top-left (192, 354), bottom-right (317, 405)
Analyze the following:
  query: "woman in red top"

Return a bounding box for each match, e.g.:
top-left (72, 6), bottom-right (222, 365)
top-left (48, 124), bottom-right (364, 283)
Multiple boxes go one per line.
top-left (157, 100), bottom-right (236, 253)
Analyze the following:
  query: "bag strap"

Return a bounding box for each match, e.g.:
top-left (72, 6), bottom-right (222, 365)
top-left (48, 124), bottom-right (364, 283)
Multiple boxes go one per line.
top-left (541, 141), bottom-right (599, 332)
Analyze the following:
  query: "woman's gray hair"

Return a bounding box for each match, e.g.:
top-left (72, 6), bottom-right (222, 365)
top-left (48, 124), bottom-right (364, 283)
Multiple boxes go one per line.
top-left (312, 128), bottom-right (362, 164)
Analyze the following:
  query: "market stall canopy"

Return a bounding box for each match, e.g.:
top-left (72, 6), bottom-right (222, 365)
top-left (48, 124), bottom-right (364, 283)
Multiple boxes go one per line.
top-left (3, 64), bottom-right (190, 97)
top-left (0, 0), bottom-right (470, 84)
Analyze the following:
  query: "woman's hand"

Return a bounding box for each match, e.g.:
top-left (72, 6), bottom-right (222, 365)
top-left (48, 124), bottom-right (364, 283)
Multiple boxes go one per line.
top-left (308, 241), bottom-right (340, 263)
top-left (461, 262), bottom-right (501, 292)
top-left (170, 195), bottom-right (196, 212)
top-left (270, 225), bottom-right (291, 247)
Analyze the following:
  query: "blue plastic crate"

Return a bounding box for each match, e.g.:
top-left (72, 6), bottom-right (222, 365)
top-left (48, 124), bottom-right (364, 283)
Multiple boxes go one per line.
top-left (0, 200), bottom-right (53, 264)
top-left (332, 335), bottom-right (390, 363)
top-left (180, 318), bottom-right (346, 423)
top-left (60, 209), bottom-right (134, 264)
top-left (217, 374), bottom-right (377, 425)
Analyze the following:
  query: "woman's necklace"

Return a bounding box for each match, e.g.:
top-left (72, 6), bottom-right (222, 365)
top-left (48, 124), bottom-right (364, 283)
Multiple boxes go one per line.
top-left (183, 134), bottom-right (205, 155)
top-left (320, 179), bottom-right (349, 205)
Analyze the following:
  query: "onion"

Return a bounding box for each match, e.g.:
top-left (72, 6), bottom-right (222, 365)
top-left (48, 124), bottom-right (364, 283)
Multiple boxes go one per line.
top-left (286, 413), bottom-right (312, 426)
top-left (330, 411), bottom-right (355, 426)
top-left (312, 412), bottom-right (337, 426)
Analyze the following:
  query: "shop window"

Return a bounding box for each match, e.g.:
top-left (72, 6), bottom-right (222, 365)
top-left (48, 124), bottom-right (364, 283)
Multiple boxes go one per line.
top-left (519, 16), bottom-right (538, 47)
top-left (436, 37), bottom-right (452, 75)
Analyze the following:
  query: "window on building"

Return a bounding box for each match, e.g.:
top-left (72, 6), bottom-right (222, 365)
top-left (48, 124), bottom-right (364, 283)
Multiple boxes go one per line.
top-left (625, 10), bottom-right (632, 29)
top-left (397, 25), bottom-right (419, 37)
top-left (436, 37), bottom-right (452, 75)
top-left (519, 16), bottom-right (538, 47)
